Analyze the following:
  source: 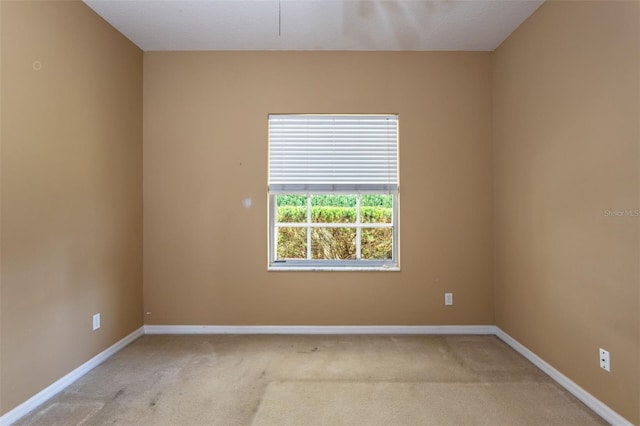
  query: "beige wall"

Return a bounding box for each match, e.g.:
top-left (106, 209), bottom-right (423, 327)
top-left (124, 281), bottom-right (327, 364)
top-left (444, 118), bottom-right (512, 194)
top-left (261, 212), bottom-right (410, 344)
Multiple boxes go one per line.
top-left (143, 52), bottom-right (494, 326)
top-left (0, 0), bottom-right (143, 415)
top-left (493, 1), bottom-right (639, 423)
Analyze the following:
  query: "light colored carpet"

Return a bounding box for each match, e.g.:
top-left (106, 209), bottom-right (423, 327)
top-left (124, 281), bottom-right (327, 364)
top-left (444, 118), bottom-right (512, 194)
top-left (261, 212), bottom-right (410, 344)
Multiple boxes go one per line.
top-left (252, 382), bottom-right (600, 426)
top-left (15, 334), bottom-right (606, 425)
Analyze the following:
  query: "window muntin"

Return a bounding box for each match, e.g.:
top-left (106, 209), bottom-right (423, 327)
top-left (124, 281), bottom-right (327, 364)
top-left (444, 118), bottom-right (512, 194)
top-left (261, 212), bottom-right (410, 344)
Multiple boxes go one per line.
top-left (268, 115), bottom-right (399, 270)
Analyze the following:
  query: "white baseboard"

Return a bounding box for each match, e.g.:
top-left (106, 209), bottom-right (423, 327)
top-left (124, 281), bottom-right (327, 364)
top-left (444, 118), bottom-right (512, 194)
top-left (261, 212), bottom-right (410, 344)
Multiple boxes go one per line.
top-left (143, 324), bottom-right (498, 335)
top-left (0, 327), bottom-right (144, 426)
top-left (495, 327), bottom-right (632, 426)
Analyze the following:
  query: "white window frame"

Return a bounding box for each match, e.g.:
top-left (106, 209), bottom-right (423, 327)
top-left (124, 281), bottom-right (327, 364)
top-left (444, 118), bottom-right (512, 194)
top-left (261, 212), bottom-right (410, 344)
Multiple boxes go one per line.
top-left (268, 114), bottom-right (400, 271)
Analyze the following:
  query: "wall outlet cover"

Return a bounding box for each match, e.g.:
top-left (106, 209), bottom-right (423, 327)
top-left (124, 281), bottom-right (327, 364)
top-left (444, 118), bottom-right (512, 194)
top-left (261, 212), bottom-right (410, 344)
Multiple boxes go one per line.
top-left (445, 293), bottom-right (453, 306)
top-left (599, 348), bottom-right (610, 372)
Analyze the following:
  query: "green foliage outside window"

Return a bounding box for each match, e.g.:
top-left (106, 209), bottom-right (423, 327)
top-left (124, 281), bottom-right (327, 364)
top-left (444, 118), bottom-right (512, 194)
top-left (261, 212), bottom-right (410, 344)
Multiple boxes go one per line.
top-left (277, 206), bottom-right (391, 224)
top-left (277, 194), bottom-right (393, 208)
top-left (276, 194), bottom-right (393, 260)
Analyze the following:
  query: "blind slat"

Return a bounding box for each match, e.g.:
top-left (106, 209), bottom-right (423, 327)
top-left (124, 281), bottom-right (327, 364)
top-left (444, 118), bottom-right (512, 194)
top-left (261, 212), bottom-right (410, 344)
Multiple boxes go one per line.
top-left (268, 115), bottom-right (398, 193)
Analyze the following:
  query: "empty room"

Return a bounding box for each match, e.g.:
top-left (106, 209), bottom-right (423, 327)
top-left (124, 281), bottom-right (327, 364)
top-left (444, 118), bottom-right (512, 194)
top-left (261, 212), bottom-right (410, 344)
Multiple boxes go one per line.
top-left (1, 0), bottom-right (638, 425)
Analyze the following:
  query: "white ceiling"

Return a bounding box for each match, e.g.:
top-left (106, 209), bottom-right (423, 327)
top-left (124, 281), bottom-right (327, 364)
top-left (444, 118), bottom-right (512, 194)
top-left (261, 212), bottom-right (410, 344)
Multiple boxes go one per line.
top-left (83, 0), bottom-right (544, 51)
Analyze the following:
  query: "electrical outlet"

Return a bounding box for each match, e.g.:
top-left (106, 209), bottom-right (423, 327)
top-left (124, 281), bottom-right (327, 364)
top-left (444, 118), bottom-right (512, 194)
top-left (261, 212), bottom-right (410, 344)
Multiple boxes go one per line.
top-left (445, 293), bottom-right (453, 306)
top-left (93, 313), bottom-right (101, 331)
top-left (599, 348), bottom-right (610, 372)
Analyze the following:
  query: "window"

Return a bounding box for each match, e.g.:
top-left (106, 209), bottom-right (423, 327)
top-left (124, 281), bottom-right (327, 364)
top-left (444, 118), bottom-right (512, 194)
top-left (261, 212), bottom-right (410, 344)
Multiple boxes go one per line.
top-left (268, 114), bottom-right (399, 270)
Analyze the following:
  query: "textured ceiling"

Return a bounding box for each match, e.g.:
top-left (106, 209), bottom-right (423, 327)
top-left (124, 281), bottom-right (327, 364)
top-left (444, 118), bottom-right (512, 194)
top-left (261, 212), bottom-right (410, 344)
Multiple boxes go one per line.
top-left (83, 0), bottom-right (544, 51)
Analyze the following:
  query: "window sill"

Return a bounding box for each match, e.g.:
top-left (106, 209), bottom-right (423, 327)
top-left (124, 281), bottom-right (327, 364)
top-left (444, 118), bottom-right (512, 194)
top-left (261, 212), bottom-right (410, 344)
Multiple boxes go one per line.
top-left (268, 265), bottom-right (400, 272)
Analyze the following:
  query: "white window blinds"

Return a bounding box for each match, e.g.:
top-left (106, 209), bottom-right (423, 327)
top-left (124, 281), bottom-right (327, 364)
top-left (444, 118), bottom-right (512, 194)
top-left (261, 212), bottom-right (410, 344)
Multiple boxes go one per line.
top-left (268, 115), bottom-right (398, 194)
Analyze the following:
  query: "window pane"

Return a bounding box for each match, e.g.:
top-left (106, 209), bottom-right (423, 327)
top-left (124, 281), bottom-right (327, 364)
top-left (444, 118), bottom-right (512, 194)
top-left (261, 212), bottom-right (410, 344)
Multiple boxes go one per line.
top-left (276, 227), bottom-right (307, 259)
top-left (277, 194), bottom-right (306, 223)
top-left (311, 227), bottom-right (356, 260)
top-left (361, 194), bottom-right (393, 224)
top-left (361, 228), bottom-right (393, 260)
top-left (311, 195), bottom-right (356, 224)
